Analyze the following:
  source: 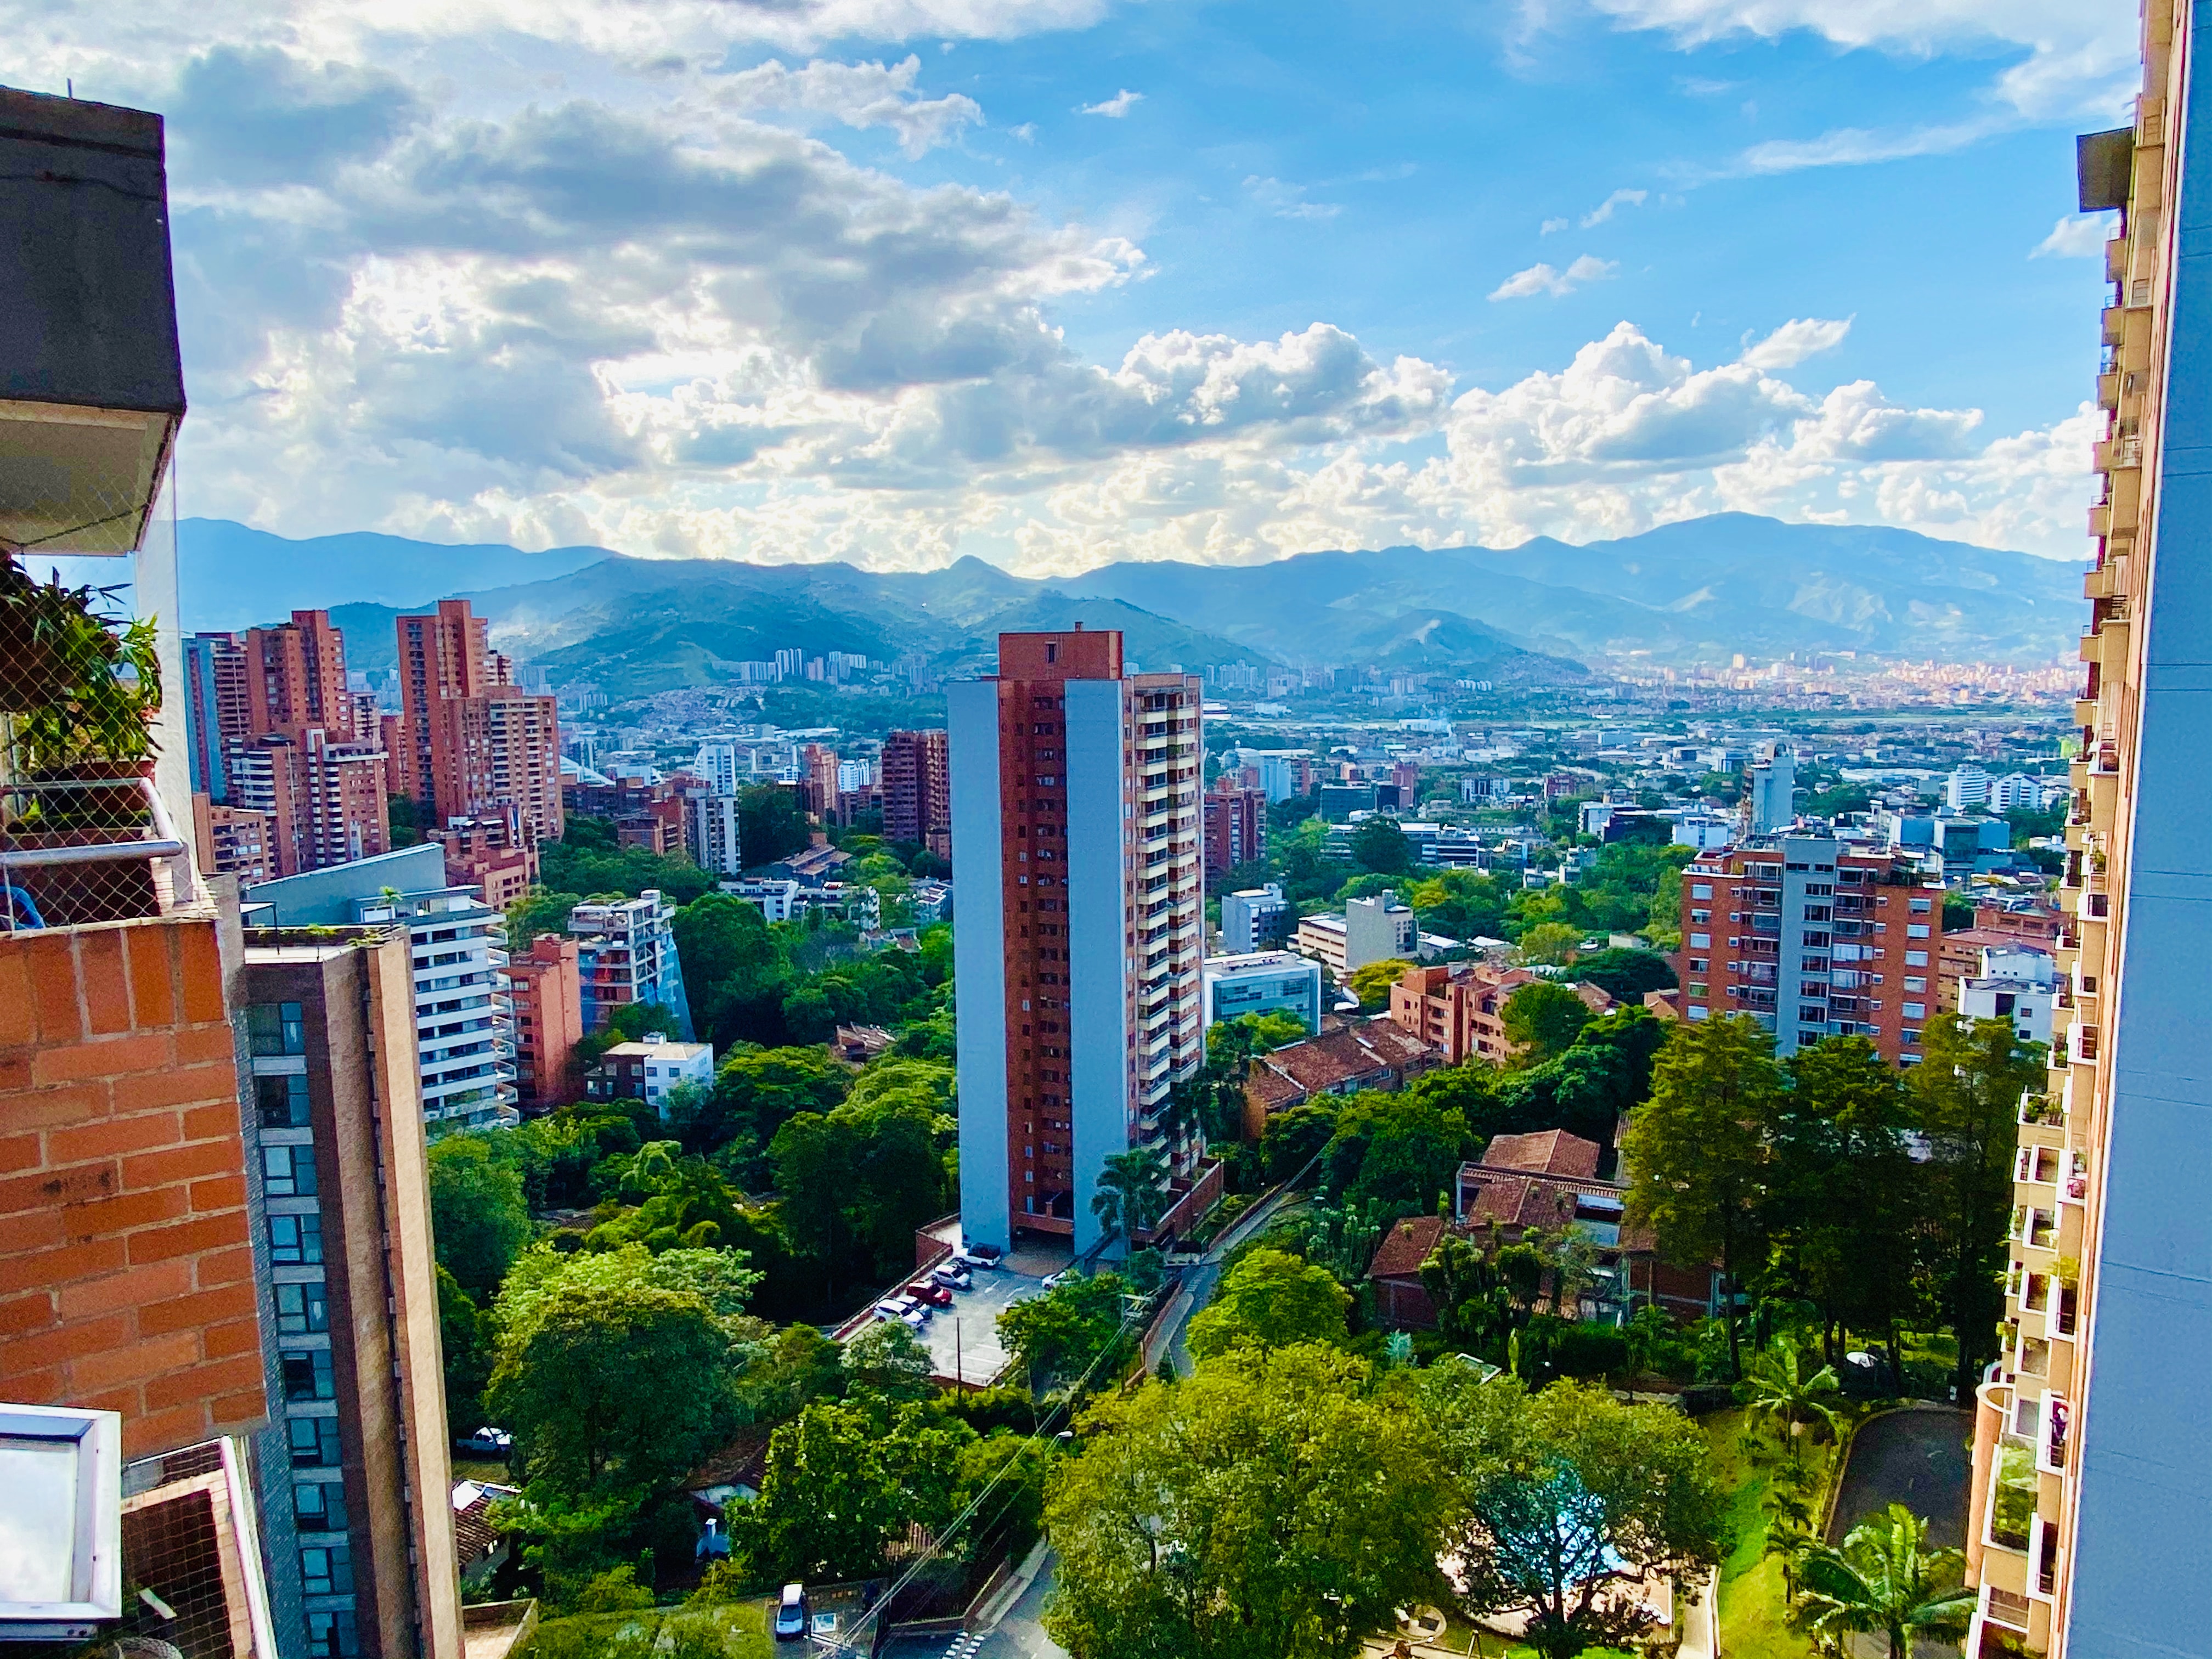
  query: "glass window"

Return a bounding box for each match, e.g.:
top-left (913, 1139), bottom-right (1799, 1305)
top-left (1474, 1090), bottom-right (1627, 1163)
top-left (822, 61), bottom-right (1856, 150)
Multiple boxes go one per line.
top-left (294, 1480), bottom-right (347, 1533)
top-left (257, 1073), bottom-right (311, 1130)
top-left (270, 1214), bottom-right (324, 1265)
top-left (248, 1002), bottom-right (306, 1057)
top-left (299, 1543), bottom-right (354, 1597)
top-left (289, 1417), bottom-right (341, 1468)
top-left (306, 1612), bottom-right (359, 1658)
top-left (276, 1282), bottom-right (329, 1336)
top-left (281, 1350), bottom-right (335, 1402)
top-left (263, 1144), bottom-right (318, 1198)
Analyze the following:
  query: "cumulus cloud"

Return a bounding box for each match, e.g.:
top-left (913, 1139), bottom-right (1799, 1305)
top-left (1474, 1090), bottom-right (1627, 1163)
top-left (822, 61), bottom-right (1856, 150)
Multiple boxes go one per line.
top-left (716, 56), bottom-right (983, 155)
top-left (1489, 255), bottom-right (1620, 300)
top-left (1739, 316), bottom-right (1851, 369)
top-left (1581, 187), bottom-right (1647, 227)
top-left (1540, 216), bottom-right (1570, 235)
top-left (1079, 88), bottom-right (1144, 117)
top-left (2033, 212), bottom-right (2117, 258)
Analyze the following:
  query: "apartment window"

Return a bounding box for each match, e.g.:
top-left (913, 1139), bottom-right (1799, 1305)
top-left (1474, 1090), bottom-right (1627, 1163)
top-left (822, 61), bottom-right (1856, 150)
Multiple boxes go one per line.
top-left (1904, 1002), bottom-right (1926, 1019)
top-left (1905, 951), bottom-right (1929, 967)
top-left (247, 1002), bottom-right (307, 1057)
top-left (1798, 1029), bottom-right (1825, 1047)
top-left (1909, 897), bottom-right (1933, 913)
top-left (262, 1144), bottom-right (318, 1198)
top-left (270, 1213), bottom-right (324, 1266)
top-left (1906, 924), bottom-right (1931, 939)
top-left (1904, 976), bottom-right (1927, 993)
top-left (257, 1073), bottom-right (311, 1130)
top-left (276, 1282), bottom-right (329, 1336)
top-left (1688, 958), bottom-right (1708, 973)
top-left (1902, 1029), bottom-right (1922, 1046)
top-left (1688, 933), bottom-right (1711, 949)
top-left (1691, 884), bottom-right (1713, 900)
top-left (281, 1349), bottom-right (335, 1402)
top-left (294, 1479), bottom-right (348, 1533)
top-left (307, 1612), bottom-right (360, 1658)
top-left (300, 1543), bottom-right (354, 1597)
top-left (289, 1417), bottom-right (341, 1468)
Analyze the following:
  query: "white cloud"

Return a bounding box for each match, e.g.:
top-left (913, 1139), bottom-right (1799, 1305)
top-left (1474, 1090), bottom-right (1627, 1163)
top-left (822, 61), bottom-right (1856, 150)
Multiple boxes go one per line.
top-left (1244, 176), bottom-right (1341, 221)
top-left (1488, 255), bottom-right (1620, 300)
top-left (1739, 315), bottom-right (1852, 369)
top-left (1008, 121), bottom-right (1038, 142)
top-left (1539, 216), bottom-right (1570, 235)
top-left (1581, 187), bottom-right (1647, 227)
top-left (1582, 0), bottom-right (2135, 121)
top-left (715, 56), bottom-right (983, 156)
top-left (1079, 88), bottom-right (1144, 117)
top-left (2033, 212), bottom-right (2117, 258)
top-left (1730, 116), bottom-right (1999, 177)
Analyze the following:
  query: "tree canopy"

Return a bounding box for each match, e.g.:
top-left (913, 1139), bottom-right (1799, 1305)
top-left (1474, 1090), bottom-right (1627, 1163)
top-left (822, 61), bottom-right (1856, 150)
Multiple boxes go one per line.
top-left (1185, 1246), bottom-right (1350, 1359)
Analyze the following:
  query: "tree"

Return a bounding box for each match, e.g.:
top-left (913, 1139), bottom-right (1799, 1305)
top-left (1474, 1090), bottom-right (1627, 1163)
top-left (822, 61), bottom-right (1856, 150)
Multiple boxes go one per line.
top-left (1349, 817), bottom-right (1416, 876)
top-left (998, 1272), bottom-right (1130, 1396)
top-left (1622, 1013), bottom-right (1783, 1378)
top-left (1185, 1246), bottom-right (1349, 1358)
top-left (1795, 1504), bottom-right (1975, 1659)
top-left (1419, 1233), bottom-right (1521, 1355)
top-left (736, 1398), bottom-right (972, 1583)
top-left (438, 1263), bottom-right (495, 1431)
top-left (673, 893), bottom-right (788, 1047)
top-left (1092, 1146), bottom-right (1170, 1246)
top-left (682, 1045), bottom-right (852, 1172)
top-left (736, 783), bottom-right (810, 868)
top-left (1735, 1347), bottom-right (1842, 1472)
top-left (496, 1243), bottom-right (764, 1346)
top-left (1570, 947), bottom-right (1677, 1002)
top-left (1516, 922), bottom-right (1584, 966)
top-left (1322, 1091), bottom-right (1467, 1214)
top-left (1408, 868), bottom-right (1508, 943)
top-left (1499, 981), bottom-right (1595, 1065)
top-left (1045, 1344), bottom-right (1453, 1659)
top-left (842, 1318), bottom-right (935, 1399)
top-left (1492, 1006), bottom-right (1668, 1150)
top-left (1910, 1014), bottom-right (2042, 1398)
top-left (1260, 1102), bottom-right (1340, 1184)
top-left (1348, 957), bottom-right (1409, 1012)
top-left (427, 1133), bottom-right (533, 1297)
top-left (1421, 1374), bottom-right (1725, 1659)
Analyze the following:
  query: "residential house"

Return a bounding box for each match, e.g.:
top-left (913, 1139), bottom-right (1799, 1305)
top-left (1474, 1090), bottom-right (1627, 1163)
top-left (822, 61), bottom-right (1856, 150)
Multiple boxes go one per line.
top-left (1240, 1017), bottom-right (1438, 1138)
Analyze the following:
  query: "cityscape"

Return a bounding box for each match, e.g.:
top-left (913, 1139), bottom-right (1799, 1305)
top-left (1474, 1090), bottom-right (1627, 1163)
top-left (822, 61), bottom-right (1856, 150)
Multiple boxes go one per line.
top-left (0, 7), bottom-right (2192, 1659)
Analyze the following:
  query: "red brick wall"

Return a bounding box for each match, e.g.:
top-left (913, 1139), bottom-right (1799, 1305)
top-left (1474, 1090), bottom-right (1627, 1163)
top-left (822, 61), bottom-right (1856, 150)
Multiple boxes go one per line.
top-left (0, 916), bottom-right (267, 1459)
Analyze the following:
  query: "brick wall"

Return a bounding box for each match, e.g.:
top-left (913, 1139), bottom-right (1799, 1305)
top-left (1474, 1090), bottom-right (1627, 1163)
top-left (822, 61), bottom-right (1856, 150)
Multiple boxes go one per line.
top-left (0, 912), bottom-right (268, 1458)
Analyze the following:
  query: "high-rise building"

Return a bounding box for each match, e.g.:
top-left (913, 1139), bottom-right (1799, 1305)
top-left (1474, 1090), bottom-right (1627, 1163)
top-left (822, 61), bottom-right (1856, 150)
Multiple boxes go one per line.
top-left (393, 601), bottom-right (562, 843)
top-left (504, 933), bottom-right (584, 1113)
top-left (1962, 29), bottom-right (2209, 1657)
top-left (686, 791), bottom-right (744, 877)
top-left (191, 792), bottom-right (276, 884)
top-left (236, 928), bottom-right (462, 1659)
top-left (570, 891), bottom-right (693, 1041)
top-left (882, 728), bottom-right (951, 853)
top-left (1948, 762), bottom-right (1994, 812)
top-left (949, 629), bottom-right (1207, 1257)
top-left (1202, 783), bottom-right (1266, 881)
top-left (1746, 743), bottom-right (1796, 834)
top-left (799, 743), bottom-right (840, 820)
top-left (183, 630), bottom-right (250, 799)
top-left (1674, 834), bottom-right (1933, 1064)
top-left (228, 729), bottom-right (392, 877)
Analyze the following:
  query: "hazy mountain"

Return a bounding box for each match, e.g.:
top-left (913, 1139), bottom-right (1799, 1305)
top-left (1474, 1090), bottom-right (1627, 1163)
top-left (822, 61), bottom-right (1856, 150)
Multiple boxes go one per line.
top-left (177, 512), bottom-right (2084, 702)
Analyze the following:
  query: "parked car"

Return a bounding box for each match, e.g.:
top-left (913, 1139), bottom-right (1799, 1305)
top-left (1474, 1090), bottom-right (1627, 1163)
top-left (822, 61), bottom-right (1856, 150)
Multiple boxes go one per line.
top-left (454, 1426), bottom-right (511, 1456)
top-left (1041, 1268), bottom-right (1079, 1290)
top-left (775, 1584), bottom-right (807, 1641)
top-left (964, 1242), bottom-right (1004, 1263)
top-left (954, 1248), bottom-right (998, 1270)
top-left (908, 1282), bottom-right (953, 1307)
top-left (930, 1265), bottom-right (972, 1291)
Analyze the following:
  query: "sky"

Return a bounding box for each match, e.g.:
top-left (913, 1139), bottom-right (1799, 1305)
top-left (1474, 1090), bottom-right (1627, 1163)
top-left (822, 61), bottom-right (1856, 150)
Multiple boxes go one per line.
top-left (9, 1), bottom-right (2134, 573)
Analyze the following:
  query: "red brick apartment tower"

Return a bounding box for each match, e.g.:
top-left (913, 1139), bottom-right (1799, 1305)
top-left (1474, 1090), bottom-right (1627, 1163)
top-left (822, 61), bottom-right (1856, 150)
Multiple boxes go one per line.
top-left (949, 630), bottom-right (1209, 1256)
top-left (882, 728), bottom-right (951, 850)
top-left (1675, 833), bottom-right (1943, 1064)
top-left (504, 933), bottom-right (584, 1112)
top-left (246, 610), bottom-right (356, 742)
top-left (396, 599), bottom-right (563, 842)
top-left (1202, 781), bottom-right (1266, 881)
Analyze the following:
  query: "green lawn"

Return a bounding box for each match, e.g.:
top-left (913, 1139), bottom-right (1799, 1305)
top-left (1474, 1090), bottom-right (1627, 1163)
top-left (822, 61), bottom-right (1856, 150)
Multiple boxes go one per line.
top-left (1699, 1406), bottom-right (1851, 1659)
top-left (523, 1599), bottom-right (770, 1659)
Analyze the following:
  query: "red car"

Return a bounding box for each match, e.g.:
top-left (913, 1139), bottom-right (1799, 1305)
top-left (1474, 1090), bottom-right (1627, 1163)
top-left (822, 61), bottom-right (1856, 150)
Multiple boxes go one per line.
top-left (907, 1282), bottom-right (955, 1307)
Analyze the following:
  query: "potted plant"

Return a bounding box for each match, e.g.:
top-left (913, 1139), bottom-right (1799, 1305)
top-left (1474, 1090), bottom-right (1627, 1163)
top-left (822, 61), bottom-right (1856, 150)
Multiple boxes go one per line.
top-left (0, 556), bottom-right (162, 776)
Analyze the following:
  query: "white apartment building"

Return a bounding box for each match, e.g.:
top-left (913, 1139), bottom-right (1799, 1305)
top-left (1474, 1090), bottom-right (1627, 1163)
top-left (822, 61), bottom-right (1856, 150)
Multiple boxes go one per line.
top-left (1295, 889), bottom-right (1417, 977)
top-left (584, 1031), bottom-right (716, 1113)
top-left (686, 792), bottom-right (744, 877)
top-left (1220, 882), bottom-right (1290, 953)
top-left (570, 890), bottom-right (693, 1040)
top-left (1948, 762), bottom-right (1993, 811)
top-left (351, 885), bottom-right (518, 1129)
top-left (722, 877), bottom-right (803, 922)
top-left (1202, 951), bottom-right (1324, 1034)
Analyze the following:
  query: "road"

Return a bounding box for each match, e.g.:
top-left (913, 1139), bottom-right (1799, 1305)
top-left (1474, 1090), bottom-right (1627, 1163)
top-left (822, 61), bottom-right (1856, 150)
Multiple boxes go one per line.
top-left (973, 1551), bottom-right (1064, 1659)
top-left (1828, 1405), bottom-right (1973, 1547)
top-left (1163, 1185), bottom-right (1303, 1375)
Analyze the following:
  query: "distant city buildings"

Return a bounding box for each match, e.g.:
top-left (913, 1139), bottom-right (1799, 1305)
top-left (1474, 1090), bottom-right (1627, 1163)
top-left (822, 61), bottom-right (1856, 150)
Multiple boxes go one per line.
top-left (393, 599), bottom-right (564, 844)
top-left (882, 727), bottom-right (952, 854)
top-left (1203, 782), bottom-right (1267, 879)
top-left (1220, 882), bottom-right (1292, 953)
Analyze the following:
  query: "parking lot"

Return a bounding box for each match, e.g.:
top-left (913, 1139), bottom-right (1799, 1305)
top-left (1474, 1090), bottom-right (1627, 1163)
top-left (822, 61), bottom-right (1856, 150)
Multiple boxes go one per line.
top-left (910, 1255), bottom-right (1054, 1388)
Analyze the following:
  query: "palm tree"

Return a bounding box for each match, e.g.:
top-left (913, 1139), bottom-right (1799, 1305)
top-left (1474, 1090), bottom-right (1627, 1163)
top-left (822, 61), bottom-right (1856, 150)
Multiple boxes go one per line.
top-left (1796, 1505), bottom-right (1974, 1658)
top-left (1737, 1346), bottom-right (1844, 1470)
top-left (1091, 1147), bottom-right (1170, 1248)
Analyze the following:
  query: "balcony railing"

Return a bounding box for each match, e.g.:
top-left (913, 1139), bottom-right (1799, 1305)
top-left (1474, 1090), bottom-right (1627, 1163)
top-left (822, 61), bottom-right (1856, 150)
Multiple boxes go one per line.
top-left (2, 770), bottom-right (194, 932)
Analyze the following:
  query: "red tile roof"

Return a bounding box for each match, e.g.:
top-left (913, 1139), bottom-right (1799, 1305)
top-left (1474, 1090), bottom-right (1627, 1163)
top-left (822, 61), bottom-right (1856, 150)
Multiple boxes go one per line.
top-left (1366, 1214), bottom-right (1447, 1282)
top-left (1482, 1128), bottom-right (1602, 1178)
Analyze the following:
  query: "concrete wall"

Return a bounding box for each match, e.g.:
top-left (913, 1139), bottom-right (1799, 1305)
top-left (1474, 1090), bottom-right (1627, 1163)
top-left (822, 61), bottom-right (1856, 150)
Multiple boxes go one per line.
top-left (949, 679), bottom-right (1009, 1252)
top-left (1065, 678), bottom-right (1130, 1260)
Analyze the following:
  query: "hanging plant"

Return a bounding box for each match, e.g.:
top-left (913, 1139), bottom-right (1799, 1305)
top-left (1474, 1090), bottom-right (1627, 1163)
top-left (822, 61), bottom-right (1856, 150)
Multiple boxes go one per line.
top-left (0, 554), bottom-right (162, 772)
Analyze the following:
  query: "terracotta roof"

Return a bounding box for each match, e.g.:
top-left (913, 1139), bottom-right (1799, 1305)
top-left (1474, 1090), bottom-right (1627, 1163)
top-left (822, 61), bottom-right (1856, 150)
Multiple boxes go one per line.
top-left (1482, 1128), bottom-right (1602, 1179)
top-left (451, 1481), bottom-right (518, 1566)
top-left (1367, 1214), bottom-right (1447, 1281)
top-left (684, 1430), bottom-right (772, 1499)
top-left (1251, 1018), bottom-right (1432, 1098)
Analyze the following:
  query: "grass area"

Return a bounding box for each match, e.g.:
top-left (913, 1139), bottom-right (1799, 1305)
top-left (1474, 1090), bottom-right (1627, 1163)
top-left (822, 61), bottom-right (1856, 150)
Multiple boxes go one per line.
top-left (1699, 1406), bottom-right (1854, 1659)
top-left (523, 1600), bottom-right (770, 1659)
top-left (451, 1457), bottom-right (511, 1484)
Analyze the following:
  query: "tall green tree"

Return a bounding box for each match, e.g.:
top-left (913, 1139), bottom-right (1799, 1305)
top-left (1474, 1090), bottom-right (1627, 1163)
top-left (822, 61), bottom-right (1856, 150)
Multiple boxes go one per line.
top-left (1184, 1246), bottom-right (1349, 1358)
top-left (998, 1272), bottom-right (1131, 1396)
top-left (1045, 1345), bottom-right (1453, 1659)
top-left (437, 1263), bottom-right (495, 1432)
top-left (1910, 1014), bottom-right (2042, 1398)
top-left (1419, 1374), bottom-right (1725, 1659)
top-left (1092, 1146), bottom-right (1170, 1246)
top-left (736, 1398), bottom-right (973, 1582)
top-left (1500, 981), bottom-right (1595, 1065)
top-left (1418, 1232), bottom-right (1521, 1355)
top-left (1795, 1504), bottom-right (1975, 1659)
top-left (427, 1133), bottom-right (533, 1297)
top-left (1622, 1013), bottom-right (1783, 1378)
top-left (1348, 817), bottom-right (1416, 876)
top-left (1322, 1090), bottom-right (1467, 1213)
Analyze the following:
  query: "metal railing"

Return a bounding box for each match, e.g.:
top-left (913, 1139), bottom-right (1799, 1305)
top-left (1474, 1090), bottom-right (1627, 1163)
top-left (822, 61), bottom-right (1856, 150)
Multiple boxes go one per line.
top-left (2, 772), bottom-right (192, 932)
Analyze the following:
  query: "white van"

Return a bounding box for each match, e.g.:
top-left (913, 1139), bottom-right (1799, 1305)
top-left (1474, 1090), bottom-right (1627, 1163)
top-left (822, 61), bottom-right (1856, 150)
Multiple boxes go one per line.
top-left (775, 1583), bottom-right (806, 1641)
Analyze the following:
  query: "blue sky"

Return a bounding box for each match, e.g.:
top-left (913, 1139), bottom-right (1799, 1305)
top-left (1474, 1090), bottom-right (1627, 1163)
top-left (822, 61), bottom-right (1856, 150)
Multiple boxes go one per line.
top-left (5, 0), bottom-right (2131, 570)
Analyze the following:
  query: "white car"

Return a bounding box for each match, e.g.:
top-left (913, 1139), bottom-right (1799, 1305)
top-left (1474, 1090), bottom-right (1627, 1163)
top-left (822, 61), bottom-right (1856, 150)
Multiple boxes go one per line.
top-left (954, 1248), bottom-right (998, 1270)
top-left (455, 1426), bottom-right (512, 1455)
top-left (1041, 1268), bottom-right (1079, 1290)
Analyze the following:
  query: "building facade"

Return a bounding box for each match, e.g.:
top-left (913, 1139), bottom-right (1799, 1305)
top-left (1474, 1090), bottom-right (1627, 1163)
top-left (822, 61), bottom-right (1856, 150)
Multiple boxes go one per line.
top-left (228, 729), bottom-right (392, 878)
top-left (882, 727), bottom-right (951, 854)
top-left (503, 934), bottom-right (583, 1114)
top-left (685, 792), bottom-right (744, 877)
top-left (429, 810), bottom-right (538, 912)
top-left (238, 931), bottom-right (462, 1659)
top-left (583, 1033), bottom-right (715, 1113)
top-left (570, 891), bottom-right (693, 1041)
top-left (1220, 883), bottom-right (1292, 953)
top-left (349, 888), bottom-right (518, 1131)
top-left (1201, 951), bottom-right (1324, 1034)
top-left (1964, 19), bottom-right (2212, 1654)
top-left (1294, 889), bottom-right (1417, 978)
top-left (1201, 783), bottom-right (1266, 881)
top-left (393, 601), bottom-right (563, 843)
top-left (949, 629), bottom-right (1206, 1255)
top-left (1675, 834), bottom-right (1934, 1064)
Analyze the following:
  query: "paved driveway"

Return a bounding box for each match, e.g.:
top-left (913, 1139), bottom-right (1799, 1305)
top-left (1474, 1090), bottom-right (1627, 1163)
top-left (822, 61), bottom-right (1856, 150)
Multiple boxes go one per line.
top-left (1829, 1405), bottom-right (1973, 1547)
top-left (913, 1260), bottom-right (1052, 1388)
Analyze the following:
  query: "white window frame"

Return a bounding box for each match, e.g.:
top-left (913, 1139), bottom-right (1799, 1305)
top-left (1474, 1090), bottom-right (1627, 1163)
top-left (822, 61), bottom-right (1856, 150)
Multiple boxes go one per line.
top-left (0, 1403), bottom-right (122, 1639)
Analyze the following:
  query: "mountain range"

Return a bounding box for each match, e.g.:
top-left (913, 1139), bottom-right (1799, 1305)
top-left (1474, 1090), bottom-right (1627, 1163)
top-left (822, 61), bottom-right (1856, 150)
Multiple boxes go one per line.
top-left (176, 514), bottom-right (2086, 701)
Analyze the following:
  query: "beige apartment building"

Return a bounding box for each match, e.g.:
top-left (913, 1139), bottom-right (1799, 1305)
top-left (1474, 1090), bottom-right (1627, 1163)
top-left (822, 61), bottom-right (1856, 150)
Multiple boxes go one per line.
top-left (1962, 4), bottom-right (2212, 1654)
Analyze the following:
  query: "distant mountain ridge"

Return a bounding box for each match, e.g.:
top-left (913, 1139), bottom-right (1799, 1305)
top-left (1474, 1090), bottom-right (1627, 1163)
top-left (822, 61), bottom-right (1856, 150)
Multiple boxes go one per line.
top-left (176, 513), bottom-right (2085, 699)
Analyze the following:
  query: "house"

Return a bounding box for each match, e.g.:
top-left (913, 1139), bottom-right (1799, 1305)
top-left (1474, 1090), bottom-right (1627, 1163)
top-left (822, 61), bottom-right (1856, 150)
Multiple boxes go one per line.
top-left (584, 1031), bottom-right (715, 1113)
top-left (1367, 1214), bottom-right (1448, 1330)
top-left (453, 1480), bottom-right (521, 1592)
top-left (1241, 1017), bottom-right (1440, 1138)
top-left (834, 1024), bottom-right (895, 1063)
top-left (685, 1430), bottom-right (774, 1518)
top-left (1388, 961), bottom-right (1618, 1064)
